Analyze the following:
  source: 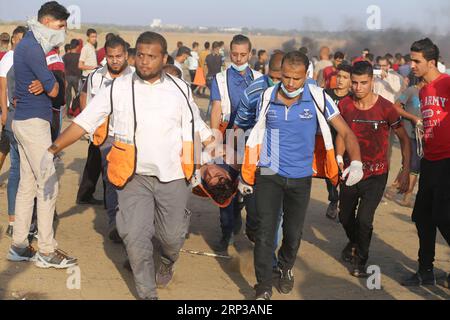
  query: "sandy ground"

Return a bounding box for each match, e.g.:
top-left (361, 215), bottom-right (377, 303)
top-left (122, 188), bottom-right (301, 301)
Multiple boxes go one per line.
top-left (0, 95), bottom-right (449, 301)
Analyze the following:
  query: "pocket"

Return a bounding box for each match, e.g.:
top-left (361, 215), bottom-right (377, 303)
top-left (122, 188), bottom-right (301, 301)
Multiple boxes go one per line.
top-left (106, 141), bottom-right (136, 189)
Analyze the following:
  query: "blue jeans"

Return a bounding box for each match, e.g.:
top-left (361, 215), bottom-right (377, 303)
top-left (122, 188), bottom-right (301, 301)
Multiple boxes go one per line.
top-left (5, 130), bottom-right (19, 216)
top-left (218, 165), bottom-right (242, 239)
top-left (99, 136), bottom-right (119, 227)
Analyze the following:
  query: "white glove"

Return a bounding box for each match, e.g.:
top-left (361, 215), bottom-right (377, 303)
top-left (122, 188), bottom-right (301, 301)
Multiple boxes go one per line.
top-left (342, 161), bottom-right (364, 187)
top-left (190, 169), bottom-right (202, 188)
top-left (40, 150), bottom-right (56, 182)
top-left (336, 155), bottom-right (344, 166)
top-left (238, 179), bottom-right (253, 196)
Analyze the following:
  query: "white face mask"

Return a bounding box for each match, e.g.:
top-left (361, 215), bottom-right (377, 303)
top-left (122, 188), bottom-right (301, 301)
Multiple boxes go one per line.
top-left (27, 17), bottom-right (66, 54)
top-left (281, 83), bottom-right (304, 98)
top-left (231, 63), bottom-right (249, 72)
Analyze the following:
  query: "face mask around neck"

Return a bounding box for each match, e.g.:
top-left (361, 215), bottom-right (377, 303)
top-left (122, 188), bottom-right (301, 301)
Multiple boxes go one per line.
top-left (27, 17), bottom-right (66, 54)
top-left (281, 83), bottom-right (304, 98)
top-left (231, 63), bottom-right (248, 73)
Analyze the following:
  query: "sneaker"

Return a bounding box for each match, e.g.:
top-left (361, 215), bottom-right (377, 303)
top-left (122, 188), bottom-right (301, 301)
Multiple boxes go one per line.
top-left (7, 245), bottom-right (37, 262)
top-left (213, 235), bottom-right (233, 253)
top-left (35, 249), bottom-right (77, 269)
top-left (401, 269), bottom-right (436, 287)
top-left (156, 260), bottom-right (174, 288)
top-left (350, 256), bottom-right (368, 278)
top-left (278, 269), bottom-right (294, 294)
top-left (76, 197), bottom-right (103, 206)
top-left (341, 242), bottom-right (355, 263)
top-left (326, 202), bottom-right (339, 220)
top-left (108, 227), bottom-right (123, 244)
top-left (255, 290), bottom-right (272, 300)
top-left (5, 225), bottom-right (13, 238)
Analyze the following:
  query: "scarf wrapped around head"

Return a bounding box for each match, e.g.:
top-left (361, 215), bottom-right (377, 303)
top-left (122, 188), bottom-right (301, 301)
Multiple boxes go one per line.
top-left (27, 17), bottom-right (66, 54)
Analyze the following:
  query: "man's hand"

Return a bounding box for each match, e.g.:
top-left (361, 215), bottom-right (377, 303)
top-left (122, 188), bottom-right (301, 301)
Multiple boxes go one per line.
top-left (336, 155), bottom-right (344, 172)
top-left (396, 168), bottom-right (410, 194)
top-left (238, 179), bottom-right (253, 196)
top-left (40, 149), bottom-right (55, 182)
top-left (29, 80), bottom-right (45, 96)
top-left (1, 112), bottom-right (6, 126)
top-left (342, 161), bottom-right (364, 187)
top-left (190, 169), bottom-right (202, 188)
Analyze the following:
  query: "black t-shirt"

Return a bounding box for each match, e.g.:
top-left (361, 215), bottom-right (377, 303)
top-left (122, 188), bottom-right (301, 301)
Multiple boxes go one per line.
top-left (205, 54), bottom-right (222, 78)
top-left (63, 52), bottom-right (81, 77)
top-left (325, 88), bottom-right (351, 106)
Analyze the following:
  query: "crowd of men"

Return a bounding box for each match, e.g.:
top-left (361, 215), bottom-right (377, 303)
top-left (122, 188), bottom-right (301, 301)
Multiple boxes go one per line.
top-left (0, 1), bottom-right (449, 300)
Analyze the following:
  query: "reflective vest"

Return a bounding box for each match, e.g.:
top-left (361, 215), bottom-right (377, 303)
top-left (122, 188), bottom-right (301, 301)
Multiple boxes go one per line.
top-left (106, 73), bottom-right (196, 189)
top-left (241, 84), bottom-right (340, 186)
top-left (215, 67), bottom-right (262, 135)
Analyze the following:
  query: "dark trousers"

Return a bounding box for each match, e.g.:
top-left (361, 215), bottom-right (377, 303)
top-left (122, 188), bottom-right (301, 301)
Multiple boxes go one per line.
top-left (326, 179), bottom-right (339, 203)
top-left (189, 70), bottom-right (197, 91)
top-left (76, 142), bottom-right (103, 202)
top-left (65, 75), bottom-right (80, 111)
top-left (254, 173), bottom-right (312, 291)
top-left (413, 158), bottom-right (450, 270)
top-left (339, 174), bottom-right (388, 265)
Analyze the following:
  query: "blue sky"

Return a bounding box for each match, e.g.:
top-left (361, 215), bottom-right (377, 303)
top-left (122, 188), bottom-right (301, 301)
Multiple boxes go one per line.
top-left (1, 0), bottom-right (449, 33)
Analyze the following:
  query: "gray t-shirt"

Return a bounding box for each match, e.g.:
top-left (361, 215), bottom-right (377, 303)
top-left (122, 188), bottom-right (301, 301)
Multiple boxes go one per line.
top-left (397, 86), bottom-right (421, 139)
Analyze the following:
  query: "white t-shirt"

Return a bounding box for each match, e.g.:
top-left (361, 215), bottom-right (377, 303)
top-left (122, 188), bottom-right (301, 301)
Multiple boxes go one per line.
top-left (187, 51), bottom-right (199, 71)
top-left (0, 50), bottom-right (14, 107)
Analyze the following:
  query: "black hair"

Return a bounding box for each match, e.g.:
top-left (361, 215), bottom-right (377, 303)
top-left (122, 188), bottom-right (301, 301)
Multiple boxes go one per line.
top-left (70, 38), bottom-right (79, 49)
top-left (230, 34), bottom-right (252, 51)
top-left (136, 31), bottom-right (168, 55)
top-left (258, 49), bottom-right (267, 58)
top-left (334, 51), bottom-right (345, 60)
top-left (12, 26), bottom-right (27, 38)
top-left (366, 53), bottom-right (375, 62)
top-left (64, 43), bottom-right (71, 53)
top-left (204, 178), bottom-right (235, 205)
top-left (212, 41), bottom-right (221, 50)
top-left (268, 51), bottom-right (284, 72)
top-left (38, 1), bottom-right (70, 21)
top-left (127, 47), bottom-right (136, 57)
top-left (166, 55), bottom-right (174, 65)
top-left (105, 35), bottom-right (127, 52)
top-left (86, 28), bottom-right (97, 37)
top-left (352, 61), bottom-right (374, 77)
top-left (105, 33), bottom-right (115, 42)
top-left (282, 51), bottom-right (310, 70)
top-left (192, 41), bottom-right (199, 48)
top-left (411, 38), bottom-right (440, 67)
top-left (204, 41), bottom-right (210, 50)
top-left (337, 63), bottom-right (352, 75)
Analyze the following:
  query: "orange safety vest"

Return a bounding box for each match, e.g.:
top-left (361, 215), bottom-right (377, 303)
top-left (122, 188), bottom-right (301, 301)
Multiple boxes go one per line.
top-left (106, 74), bottom-right (196, 189)
top-left (241, 84), bottom-right (340, 187)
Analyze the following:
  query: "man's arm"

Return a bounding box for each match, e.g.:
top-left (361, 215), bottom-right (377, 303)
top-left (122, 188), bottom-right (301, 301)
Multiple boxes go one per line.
top-left (49, 122), bottom-right (87, 154)
top-left (209, 77), bottom-right (222, 130)
top-left (393, 126), bottom-right (411, 194)
top-left (26, 46), bottom-right (59, 98)
top-left (393, 102), bottom-right (421, 124)
top-left (330, 115), bottom-right (361, 162)
top-left (0, 77), bottom-right (7, 126)
top-left (78, 60), bottom-right (96, 72)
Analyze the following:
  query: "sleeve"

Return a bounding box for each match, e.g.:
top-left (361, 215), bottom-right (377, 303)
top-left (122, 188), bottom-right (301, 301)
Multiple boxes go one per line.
top-left (0, 53), bottom-right (12, 77)
top-left (79, 46), bottom-right (87, 63)
top-left (386, 103), bottom-right (402, 129)
top-left (209, 76), bottom-right (221, 102)
top-left (324, 92), bottom-right (340, 121)
top-left (25, 46), bottom-right (56, 92)
top-left (73, 84), bottom-right (111, 134)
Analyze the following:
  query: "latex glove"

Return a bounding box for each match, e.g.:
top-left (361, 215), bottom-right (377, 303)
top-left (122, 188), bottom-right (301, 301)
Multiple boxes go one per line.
top-left (190, 169), bottom-right (202, 188)
top-left (336, 155), bottom-right (344, 172)
top-left (40, 150), bottom-right (55, 182)
top-left (238, 179), bottom-right (254, 196)
top-left (342, 161), bottom-right (364, 187)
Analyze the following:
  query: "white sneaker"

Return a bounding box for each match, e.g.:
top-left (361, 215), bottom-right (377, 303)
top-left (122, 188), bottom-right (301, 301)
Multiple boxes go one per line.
top-left (35, 249), bottom-right (77, 269)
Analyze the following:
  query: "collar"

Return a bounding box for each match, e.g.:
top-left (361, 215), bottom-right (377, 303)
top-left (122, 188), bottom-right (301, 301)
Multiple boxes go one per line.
top-left (133, 71), bottom-right (166, 86)
top-left (228, 66), bottom-right (253, 79)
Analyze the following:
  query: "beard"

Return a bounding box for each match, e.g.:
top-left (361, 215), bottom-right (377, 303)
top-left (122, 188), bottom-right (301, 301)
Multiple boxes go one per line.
top-left (107, 62), bottom-right (128, 75)
top-left (135, 67), bottom-right (162, 81)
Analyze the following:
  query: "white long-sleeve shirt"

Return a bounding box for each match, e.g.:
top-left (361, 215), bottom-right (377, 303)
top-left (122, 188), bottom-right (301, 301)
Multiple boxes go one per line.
top-left (374, 70), bottom-right (404, 103)
top-left (75, 72), bottom-right (212, 182)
